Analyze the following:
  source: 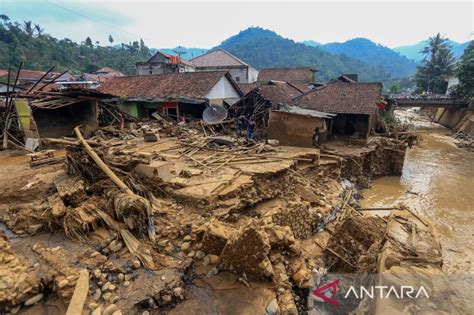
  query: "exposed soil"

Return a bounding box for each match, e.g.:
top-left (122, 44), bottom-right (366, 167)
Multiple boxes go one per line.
top-left (0, 122), bottom-right (445, 314)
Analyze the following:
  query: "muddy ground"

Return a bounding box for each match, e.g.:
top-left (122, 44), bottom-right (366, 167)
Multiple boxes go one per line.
top-left (0, 123), bottom-right (450, 314)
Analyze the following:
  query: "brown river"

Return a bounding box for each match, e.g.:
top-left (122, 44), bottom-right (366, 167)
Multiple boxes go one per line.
top-left (361, 120), bottom-right (474, 273)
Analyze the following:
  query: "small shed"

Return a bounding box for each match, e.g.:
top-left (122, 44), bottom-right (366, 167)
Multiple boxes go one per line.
top-left (268, 104), bottom-right (335, 147)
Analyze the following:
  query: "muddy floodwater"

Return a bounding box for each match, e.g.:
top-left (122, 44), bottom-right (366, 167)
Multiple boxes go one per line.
top-left (362, 126), bottom-right (474, 273)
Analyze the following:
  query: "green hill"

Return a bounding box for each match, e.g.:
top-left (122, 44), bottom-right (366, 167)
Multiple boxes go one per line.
top-left (319, 38), bottom-right (417, 79)
top-left (216, 27), bottom-right (391, 82)
top-left (0, 21), bottom-right (151, 74)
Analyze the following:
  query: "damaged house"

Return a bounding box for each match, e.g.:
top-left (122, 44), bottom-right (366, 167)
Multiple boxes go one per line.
top-left (294, 81), bottom-right (383, 139)
top-left (190, 49), bottom-right (259, 83)
top-left (98, 71), bottom-right (242, 121)
top-left (136, 50), bottom-right (196, 75)
top-left (11, 89), bottom-right (110, 150)
top-left (257, 67), bottom-right (319, 92)
top-left (233, 80), bottom-right (334, 146)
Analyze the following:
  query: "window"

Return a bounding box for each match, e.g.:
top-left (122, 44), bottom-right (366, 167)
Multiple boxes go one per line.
top-left (235, 76), bottom-right (240, 82)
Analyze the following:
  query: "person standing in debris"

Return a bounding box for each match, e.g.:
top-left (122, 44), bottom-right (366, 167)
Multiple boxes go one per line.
top-left (248, 120), bottom-right (255, 140)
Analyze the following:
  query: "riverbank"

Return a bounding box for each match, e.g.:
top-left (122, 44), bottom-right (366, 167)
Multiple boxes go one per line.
top-left (362, 110), bottom-right (474, 273)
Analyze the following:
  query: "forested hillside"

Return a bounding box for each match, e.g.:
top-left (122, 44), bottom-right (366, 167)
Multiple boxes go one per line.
top-left (0, 20), bottom-right (151, 74)
top-left (320, 38), bottom-right (417, 78)
top-left (216, 27), bottom-right (391, 82)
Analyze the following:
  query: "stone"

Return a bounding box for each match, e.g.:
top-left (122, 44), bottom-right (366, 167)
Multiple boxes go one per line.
top-left (103, 304), bottom-right (117, 315)
top-left (102, 292), bottom-right (113, 301)
top-left (117, 273), bottom-right (125, 282)
top-left (195, 250), bottom-right (205, 259)
top-left (183, 235), bottom-right (191, 242)
top-left (133, 260), bottom-right (141, 269)
top-left (57, 279), bottom-right (69, 288)
top-left (112, 311), bottom-right (123, 315)
top-left (157, 239), bottom-right (168, 247)
top-left (92, 288), bottom-right (102, 301)
top-left (266, 298), bottom-right (279, 315)
top-left (10, 305), bottom-right (21, 314)
top-left (24, 293), bottom-right (43, 306)
top-left (124, 274), bottom-right (133, 281)
top-left (123, 281), bottom-right (130, 287)
top-left (161, 294), bottom-right (172, 305)
top-left (187, 250), bottom-right (195, 258)
top-left (180, 242), bottom-right (190, 251)
top-left (209, 254), bottom-right (219, 265)
top-left (93, 269), bottom-right (102, 279)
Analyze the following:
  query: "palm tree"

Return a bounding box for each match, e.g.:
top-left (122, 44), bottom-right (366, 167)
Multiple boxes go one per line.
top-left (416, 33), bottom-right (456, 94)
top-left (108, 35), bottom-right (114, 45)
top-left (420, 33), bottom-right (451, 61)
top-left (34, 24), bottom-right (44, 37)
top-left (23, 20), bottom-right (34, 36)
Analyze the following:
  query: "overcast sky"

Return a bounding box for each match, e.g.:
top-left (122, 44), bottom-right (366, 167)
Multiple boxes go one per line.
top-left (2, 0), bottom-right (473, 49)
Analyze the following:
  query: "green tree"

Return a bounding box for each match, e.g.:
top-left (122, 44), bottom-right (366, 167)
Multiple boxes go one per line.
top-left (415, 33), bottom-right (456, 94)
top-left (34, 24), bottom-right (43, 37)
top-left (23, 20), bottom-right (33, 36)
top-left (84, 36), bottom-right (93, 47)
top-left (108, 34), bottom-right (114, 45)
top-left (388, 82), bottom-right (401, 94)
top-left (451, 41), bottom-right (474, 99)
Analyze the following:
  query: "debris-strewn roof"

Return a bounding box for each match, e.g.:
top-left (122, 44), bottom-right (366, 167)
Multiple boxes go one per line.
top-left (0, 69), bottom-right (75, 82)
top-left (95, 67), bottom-right (123, 75)
top-left (254, 81), bottom-right (304, 105)
top-left (238, 83), bottom-right (258, 95)
top-left (294, 81), bottom-right (382, 115)
top-left (190, 49), bottom-right (248, 67)
top-left (258, 68), bottom-right (317, 83)
top-left (274, 104), bottom-right (336, 119)
top-left (98, 71), bottom-right (236, 99)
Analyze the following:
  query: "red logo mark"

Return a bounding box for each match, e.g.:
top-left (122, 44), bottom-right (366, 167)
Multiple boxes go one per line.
top-left (311, 279), bottom-right (340, 307)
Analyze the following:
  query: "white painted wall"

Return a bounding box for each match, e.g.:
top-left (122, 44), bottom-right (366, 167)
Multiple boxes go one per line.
top-left (248, 66), bottom-right (259, 83)
top-left (206, 76), bottom-right (241, 104)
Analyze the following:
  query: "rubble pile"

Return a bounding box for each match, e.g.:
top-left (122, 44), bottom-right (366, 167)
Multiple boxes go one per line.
top-left (453, 132), bottom-right (474, 151)
top-left (0, 121), bottom-right (445, 314)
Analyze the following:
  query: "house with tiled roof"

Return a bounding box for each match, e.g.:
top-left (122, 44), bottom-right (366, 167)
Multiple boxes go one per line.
top-left (98, 71), bottom-right (242, 120)
top-left (257, 67), bottom-right (319, 92)
top-left (294, 80), bottom-right (382, 139)
top-left (190, 49), bottom-right (259, 83)
top-left (231, 80), bottom-right (333, 144)
top-left (136, 50), bottom-right (196, 76)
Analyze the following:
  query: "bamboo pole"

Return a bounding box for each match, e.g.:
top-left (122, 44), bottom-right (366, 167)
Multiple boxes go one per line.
top-left (65, 269), bottom-right (89, 315)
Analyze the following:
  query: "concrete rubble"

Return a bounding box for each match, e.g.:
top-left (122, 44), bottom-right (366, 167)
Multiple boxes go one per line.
top-left (0, 117), bottom-right (448, 314)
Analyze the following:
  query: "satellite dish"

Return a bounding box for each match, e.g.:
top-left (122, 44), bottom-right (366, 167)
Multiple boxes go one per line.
top-left (203, 105), bottom-right (228, 124)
